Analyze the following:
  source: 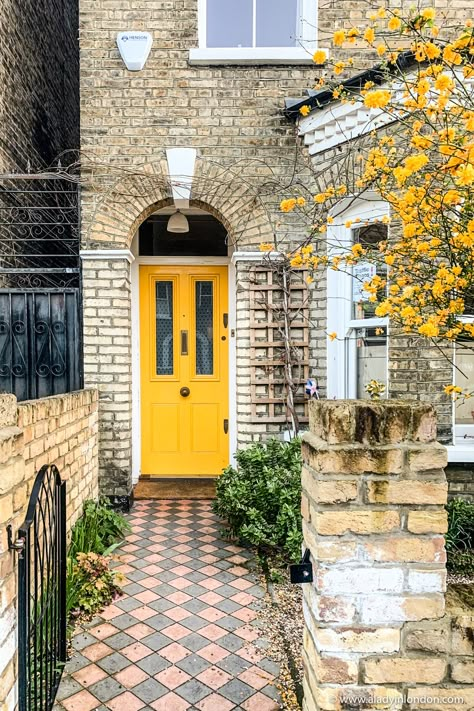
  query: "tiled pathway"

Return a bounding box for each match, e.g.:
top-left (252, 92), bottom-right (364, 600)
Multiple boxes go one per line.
top-left (55, 500), bottom-right (280, 711)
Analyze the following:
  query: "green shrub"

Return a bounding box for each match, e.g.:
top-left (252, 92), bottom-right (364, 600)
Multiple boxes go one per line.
top-left (66, 498), bottom-right (130, 632)
top-left (447, 549), bottom-right (474, 575)
top-left (67, 552), bottom-right (124, 622)
top-left (446, 498), bottom-right (474, 574)
top-left (69, 497), bottom-right (130, 559)
top-left (213, 438), bottom-right (303, 562)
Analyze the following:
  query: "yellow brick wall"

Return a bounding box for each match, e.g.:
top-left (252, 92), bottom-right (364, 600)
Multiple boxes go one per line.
top-left (0, 390), bottom-right (99, 711)
top-left (301, 399), bottom-right (474, 711)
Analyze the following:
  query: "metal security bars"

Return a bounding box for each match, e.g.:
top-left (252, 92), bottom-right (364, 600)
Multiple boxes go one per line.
top-left (0, 174), bottom-right (82, 400)
top-left (0, 176), bottom-right (79, 289)
top-left (17, 465), bottom-right (67, 711)
top-left (0, 291), bottom-right (82, 401)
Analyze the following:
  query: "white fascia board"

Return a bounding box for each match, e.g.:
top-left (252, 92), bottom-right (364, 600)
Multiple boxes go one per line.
top-left (80, 249), bottom-right (135, 263)
top-left (446, 445), bottom-right (474, 463)
top-left (166, 148), bottom-right (197, 209)
top-left (231, 251), bottom-right (282, 263)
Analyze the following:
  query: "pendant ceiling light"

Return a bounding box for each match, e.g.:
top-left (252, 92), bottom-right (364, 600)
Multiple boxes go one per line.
top-left (167, 210), bottom-right (189, 233)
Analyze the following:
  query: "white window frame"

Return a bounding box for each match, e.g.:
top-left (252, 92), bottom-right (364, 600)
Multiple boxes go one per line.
top-left (448, 317), bottom-right (474, 459)
top-left (326, 198), bottom-right (389, 400)
top-left (189, 0), bottom-right (320, 65)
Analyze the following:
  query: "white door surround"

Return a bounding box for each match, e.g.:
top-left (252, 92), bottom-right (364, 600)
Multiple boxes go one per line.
top-left (131, 253), bottom-right (237, 484)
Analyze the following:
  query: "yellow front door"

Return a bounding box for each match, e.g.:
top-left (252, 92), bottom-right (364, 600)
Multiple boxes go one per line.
top-left (140, 265), bottom-right (229, 477)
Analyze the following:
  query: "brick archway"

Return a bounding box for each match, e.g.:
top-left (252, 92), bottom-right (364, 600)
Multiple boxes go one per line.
top-left (81, 157), bottom-right (275, 251)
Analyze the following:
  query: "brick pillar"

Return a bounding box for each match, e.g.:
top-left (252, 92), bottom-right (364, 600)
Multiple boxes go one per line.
top-left (301, 400), bottom-right (448, 711)
top-left (81, 252), bottom-right (133, 505)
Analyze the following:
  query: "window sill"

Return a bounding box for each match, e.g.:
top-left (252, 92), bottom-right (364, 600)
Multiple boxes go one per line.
top-left (446, 444), bottom-right (474, 463)
top-left (188, 47), bottom-right (319, 65)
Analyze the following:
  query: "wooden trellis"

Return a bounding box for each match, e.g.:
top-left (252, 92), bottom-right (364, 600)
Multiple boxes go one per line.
top-left (249, 266), bottom-right (310, 426)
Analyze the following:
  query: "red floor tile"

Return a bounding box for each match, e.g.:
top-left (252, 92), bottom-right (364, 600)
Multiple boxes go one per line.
top-left (106, 691), bottom-right (145, 711)
top-left (196, 665), bottom-right (232, 690)
top-left (159, 642), bottom-right (190, 663)
top-left (121, 642), bottom-right (153, 662)
top-left (126, 622), bottom-right (156, 640)
top-left (197, 643), bottom-right (231, 664)
top-left (61, 690), bottom-right (101, 711)
top-left (239, 666), bottom-right (274, 690)
top-left (82, 642), bottom-right (113, 662)
top-left (130, 606), bottom-right (157, 621)
top-left (196, 693), bottom-right (235, 711)
top-left (72, 663), bottom-right (108, 688)
top-left (115, 665), bottom-right (149, 688)
top-left (155, 665), bottom-right (191, 690)
top-left (241, 692), bottom-right (280, 710)
top-left (89, 623), bottom-right (118, 640)
top-left (199, 623), bottom-right (227, 641)
top-left (149, 692), bottom-right (189, 711)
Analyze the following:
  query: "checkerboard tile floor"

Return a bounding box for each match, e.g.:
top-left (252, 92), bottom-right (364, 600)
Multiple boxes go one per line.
top-left (55, 500), bottom-right (280, 711)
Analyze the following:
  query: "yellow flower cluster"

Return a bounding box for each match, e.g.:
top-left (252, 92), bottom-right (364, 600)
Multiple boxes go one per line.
top-left (280, 197), bottom-right (306, 213)
top-left (364, 90), bottom-right (391, 109)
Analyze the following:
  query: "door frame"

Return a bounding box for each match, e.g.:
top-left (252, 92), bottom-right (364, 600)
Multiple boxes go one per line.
top-left (131, 254), bottom-right (236, 484)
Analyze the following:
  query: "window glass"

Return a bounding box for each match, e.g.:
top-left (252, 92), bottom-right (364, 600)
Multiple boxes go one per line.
top-left (256, 0), bottom-right (298, 47)
top-left (156, 282), bottom-right (174, 376)
top-left (355, 326), bottom-right (387, 398)
top-left (455, 342), bottom-right (474, 424)
top-left (352, 223), bottom-right (388, 319)
top-left (195, 282), bottom-right (214, 375)
top-left (206, 0), bottom-right (253, 48)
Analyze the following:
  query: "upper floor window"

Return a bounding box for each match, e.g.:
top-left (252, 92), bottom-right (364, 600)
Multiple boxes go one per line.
top-left (190, 0), bottom-right (318, 65)
top-left (206, 0), bottom-right (299, 49)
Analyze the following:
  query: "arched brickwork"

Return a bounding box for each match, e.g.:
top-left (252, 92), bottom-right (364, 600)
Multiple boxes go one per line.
top-left (81, 156), bottom-right (275, 251)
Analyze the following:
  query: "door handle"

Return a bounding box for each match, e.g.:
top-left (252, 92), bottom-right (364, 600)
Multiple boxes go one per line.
top-left (223, 419), bottom-right (229, 434)
top-left (181, 330), bottom-right (188, 355)
top-left (180, 387), bottom-right (191, 398)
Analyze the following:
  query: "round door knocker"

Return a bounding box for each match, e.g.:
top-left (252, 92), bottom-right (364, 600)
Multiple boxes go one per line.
top-left (180, 387), bottom-right (191, 398)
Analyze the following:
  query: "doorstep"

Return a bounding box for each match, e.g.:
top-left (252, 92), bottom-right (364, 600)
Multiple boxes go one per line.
top-left (134, 478), bottom-right (217, 500)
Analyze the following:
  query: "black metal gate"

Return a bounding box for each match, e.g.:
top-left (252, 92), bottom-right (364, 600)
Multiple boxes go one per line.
top-left (17, 465), bottom-right (67, 711)
top-left (0, 290), bottom-right (82, 401)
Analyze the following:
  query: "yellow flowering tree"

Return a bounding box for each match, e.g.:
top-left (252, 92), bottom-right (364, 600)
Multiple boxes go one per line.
top-left (271, 7), bottom-right (474, 398)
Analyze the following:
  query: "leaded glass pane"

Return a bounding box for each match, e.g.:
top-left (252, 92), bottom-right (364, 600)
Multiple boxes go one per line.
top-left (207, 0), bottom-right (253, 48)
top-left (352, 223), bottom-right (388, 319)
top-left (156, 281), bottom-right (173, 375)
top-left (196, 282), bottom-right (214, 375)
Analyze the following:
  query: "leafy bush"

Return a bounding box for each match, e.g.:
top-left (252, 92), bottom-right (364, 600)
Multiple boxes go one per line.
top-left (67, 553), bottom-right (124, 621)
top-left (66, 498), bottom-right (130, 632)
top-left (69, 497), bottom-right (130, 559)
top-left (447, 549), bottom-right (474, 575)
top-left (446, 498), bottom-right (474, 574)
top-left (213, 438), bottom-right (303, 562)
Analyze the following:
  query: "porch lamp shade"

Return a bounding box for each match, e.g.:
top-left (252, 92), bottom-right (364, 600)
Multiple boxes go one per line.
top-left (167, 210), bottom-right (189, 233)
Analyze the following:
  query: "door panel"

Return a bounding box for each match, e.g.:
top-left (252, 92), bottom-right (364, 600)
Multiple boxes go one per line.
top-left (140, 266), bottom-right (229, 477)
top-left (191, 403), bottom-right (220, 452)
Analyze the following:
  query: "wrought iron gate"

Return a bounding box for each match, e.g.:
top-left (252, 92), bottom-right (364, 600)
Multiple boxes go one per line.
top-left (17, 465), bottom-right (67, 711)
top-left (0, 290), bottom-right (82, 401)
